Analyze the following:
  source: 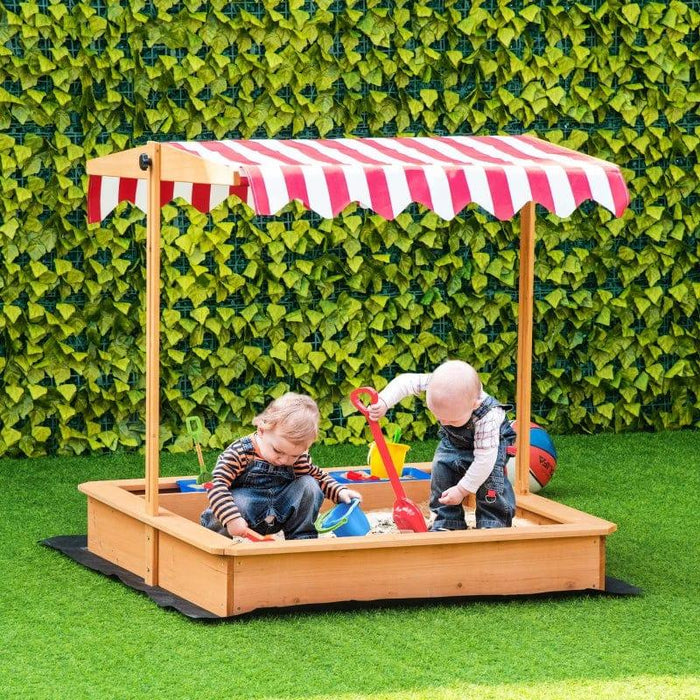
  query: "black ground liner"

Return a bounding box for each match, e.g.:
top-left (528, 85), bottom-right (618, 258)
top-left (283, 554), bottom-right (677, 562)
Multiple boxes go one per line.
top-left (42, 535), bottom-right (642, 621)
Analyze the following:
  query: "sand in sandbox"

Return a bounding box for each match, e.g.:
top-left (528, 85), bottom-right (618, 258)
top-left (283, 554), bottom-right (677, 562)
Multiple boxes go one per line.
top-left (231, 509), bottom-right (532, 541)
top-left (322, 509), bottom-right (533, 536)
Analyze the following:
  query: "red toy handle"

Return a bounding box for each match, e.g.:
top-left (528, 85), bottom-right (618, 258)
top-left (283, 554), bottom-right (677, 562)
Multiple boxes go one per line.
top-left (244, 528), bottom-right (275, 542)
top-left (350, 386), bottom-right (378, 416)
top-left (350, 387), bottom-right (408, 500)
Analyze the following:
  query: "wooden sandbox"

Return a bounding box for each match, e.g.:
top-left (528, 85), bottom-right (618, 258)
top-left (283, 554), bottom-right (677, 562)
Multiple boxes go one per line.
top-left (79, 137), bottom-right (627, 617)
top-left (79, 463), bottom-right (615, 617)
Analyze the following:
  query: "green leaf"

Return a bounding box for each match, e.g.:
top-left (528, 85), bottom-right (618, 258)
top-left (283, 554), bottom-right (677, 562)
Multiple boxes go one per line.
top-left (621, 4), bottom-right (641, 24)
top-left (420, 89), bottom-right (438, 107)
top-left (545, 289), bottom-right (565, 308)
top-left (270, 342), bottom-right (288, 361)
top-left (307, 351), bottom-right (326, 370)
top-left (520, 5), bottom-right (540, 22)
top-left (267, 304), bottom-right (286, 323)
top-left (597, 403), bottom-right (615, 419)
top-left (243, 261), bottom-right (258, 278)
top-left (2, 428), bottom-right (22, 447)
top-left (6, 386), bottom-right (23, 403)
top-left (243, 346), bottom-right (263, 362)
top-left (32, 426), bottom-right (52, 442)
top-left (28, 385), bottom-right (47, 400)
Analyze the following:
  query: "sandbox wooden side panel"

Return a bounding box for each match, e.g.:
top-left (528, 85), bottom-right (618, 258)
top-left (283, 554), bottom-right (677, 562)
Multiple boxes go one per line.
top-left (157, 533), bottom-right (231, 616)
top-left (158, 492), bottom-right (208, 523)
top-left (230, 535), bottom-right (604, 615)
top-left (344, 479), bottom-right (431, 511)
top-left (87, 497), bottom-right (147, 579)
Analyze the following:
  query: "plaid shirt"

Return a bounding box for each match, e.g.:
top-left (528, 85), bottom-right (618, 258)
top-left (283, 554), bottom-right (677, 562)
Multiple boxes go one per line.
top-left (378, 372), bottom-right (505, 493)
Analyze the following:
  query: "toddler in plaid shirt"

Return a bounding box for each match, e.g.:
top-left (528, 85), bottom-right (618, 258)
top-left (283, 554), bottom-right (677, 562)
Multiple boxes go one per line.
top-left (367, 360), bottom-right (516, 529)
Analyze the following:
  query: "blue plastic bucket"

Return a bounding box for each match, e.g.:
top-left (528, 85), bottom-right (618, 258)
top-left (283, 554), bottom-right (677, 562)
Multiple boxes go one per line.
top-left (315, 499), bottom-right (370, 537)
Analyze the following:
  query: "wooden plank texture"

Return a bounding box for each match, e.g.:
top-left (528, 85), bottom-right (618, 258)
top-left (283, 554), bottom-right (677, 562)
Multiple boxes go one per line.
top-left (81, 479), bottom-right (615, 555)
top-left (159, 492), bottom-right (208, 523)
top-left (85, 144), bottom-right (241, 185)
top-left (144, 525), bottom-right (159, 586)
top-left (80, 482), bottom-right (239, 554)
top-left (80, 473), bottom-right (614, 615)
top-left (230, 535), bottom-right (603, 615)
top-left (515, 201), bottom-right (536, 494)
top-left (86, 146), bottom-right (149, 179)
top-left (157, 533), bottom-right (231, 616)
top-left (87, 498), bottom-right (147, 578)
top-left (145, 141), bottom-right (161, 519)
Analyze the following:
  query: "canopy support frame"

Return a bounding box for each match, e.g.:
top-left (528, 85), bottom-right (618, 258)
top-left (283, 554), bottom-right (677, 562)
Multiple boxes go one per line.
top-left (145, 141), bottom-right (162, 585)
top-left (515, 202), bottom-right (536, 495)
top-left (138, 172), bottom-right (538, 522)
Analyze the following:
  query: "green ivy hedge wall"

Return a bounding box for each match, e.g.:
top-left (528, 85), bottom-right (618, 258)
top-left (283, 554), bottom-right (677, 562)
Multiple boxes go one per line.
top-left (0, 0), bottom-right (698, 456)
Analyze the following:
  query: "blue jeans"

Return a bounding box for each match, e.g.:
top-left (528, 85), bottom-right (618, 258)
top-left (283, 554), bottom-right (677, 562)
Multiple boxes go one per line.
top-left (430, 436), bottom-right (516, 529)
top-left (200, 460), bottom-right (324, 540)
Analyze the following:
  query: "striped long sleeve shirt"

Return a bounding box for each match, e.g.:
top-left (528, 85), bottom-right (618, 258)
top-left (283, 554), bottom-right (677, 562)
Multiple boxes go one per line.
top-left (207, 434), bottom-right (346, 526)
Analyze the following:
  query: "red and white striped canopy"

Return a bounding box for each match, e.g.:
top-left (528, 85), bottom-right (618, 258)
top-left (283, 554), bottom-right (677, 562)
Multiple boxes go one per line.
top-left (86, 135), bottom-right (629, 223)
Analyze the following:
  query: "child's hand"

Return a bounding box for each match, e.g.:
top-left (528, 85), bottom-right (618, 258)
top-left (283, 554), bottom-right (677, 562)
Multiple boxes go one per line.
top-left (367, 396), bottom-right (388, 421)
top-left (226, 516), bottom-right (249, 538)
top-left (438, 485), bottom-right (469, 506)
top-left (339, 488), bottom-right (363, 504)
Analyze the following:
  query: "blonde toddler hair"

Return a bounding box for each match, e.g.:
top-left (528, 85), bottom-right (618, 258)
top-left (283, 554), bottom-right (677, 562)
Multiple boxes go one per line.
top-left (252, 392), bottom-right (320, 445)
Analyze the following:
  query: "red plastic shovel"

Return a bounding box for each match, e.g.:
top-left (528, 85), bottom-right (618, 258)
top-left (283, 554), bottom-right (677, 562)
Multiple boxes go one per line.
top-left (350, 387), bottom-right (428, 533)
top-left (243, 528), bottom-right (275, 542)
top-left (346, 470), bottom-right (380, 482)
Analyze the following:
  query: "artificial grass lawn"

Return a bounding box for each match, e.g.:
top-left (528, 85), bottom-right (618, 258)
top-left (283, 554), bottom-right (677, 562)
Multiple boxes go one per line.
top-left (1, 431), bottom-right (698, 700)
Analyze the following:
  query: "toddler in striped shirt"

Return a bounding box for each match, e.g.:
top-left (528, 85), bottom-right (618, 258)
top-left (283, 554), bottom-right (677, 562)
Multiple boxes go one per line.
top-left (201, 393), bottom-right (361, 540)
top-left (367, 360), bottom-right (516, 529)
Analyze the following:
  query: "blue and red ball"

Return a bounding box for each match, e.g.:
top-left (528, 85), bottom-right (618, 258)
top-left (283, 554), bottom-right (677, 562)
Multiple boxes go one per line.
top-left (505, 421), bottom-right (558, 493)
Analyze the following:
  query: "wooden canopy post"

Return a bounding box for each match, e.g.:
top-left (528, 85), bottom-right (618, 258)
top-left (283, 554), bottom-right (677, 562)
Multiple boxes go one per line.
top-left (144, 141), bottom-right (162, 585)
top-left (144, 141), bottom-right (162, 515)
top-left (515, 201), bottom-right (536, 495)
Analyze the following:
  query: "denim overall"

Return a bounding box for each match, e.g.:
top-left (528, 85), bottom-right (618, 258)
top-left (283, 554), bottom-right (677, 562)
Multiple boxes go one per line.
top-left (200, 458), bottom-right (324, 540)
top-left (430, 395), bottom-right (517, 530)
